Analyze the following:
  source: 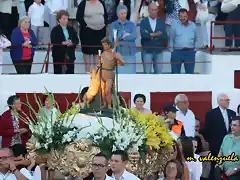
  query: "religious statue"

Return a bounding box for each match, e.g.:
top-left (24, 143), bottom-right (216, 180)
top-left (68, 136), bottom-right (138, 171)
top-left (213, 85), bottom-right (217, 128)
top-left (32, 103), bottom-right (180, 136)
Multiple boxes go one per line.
top-left (85, 38), bottom-right (124, 109)
top-left (99, 38), bottom-right (124, 109)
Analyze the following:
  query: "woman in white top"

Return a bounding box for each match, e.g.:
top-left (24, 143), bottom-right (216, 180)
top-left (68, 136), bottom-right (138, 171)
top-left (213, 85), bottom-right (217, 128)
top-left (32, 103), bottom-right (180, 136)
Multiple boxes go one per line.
top-left (177, 136), bottom-right (201, 180)
top-left (38, 94), bottom-right (59, 180)
top-left (0, 27), bottom-right (11, 74)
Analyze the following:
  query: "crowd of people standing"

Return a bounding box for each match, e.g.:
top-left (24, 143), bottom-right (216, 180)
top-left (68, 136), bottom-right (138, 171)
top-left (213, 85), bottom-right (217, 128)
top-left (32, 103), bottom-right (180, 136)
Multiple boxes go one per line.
top-left (0, 0), bottom-right (240, 75)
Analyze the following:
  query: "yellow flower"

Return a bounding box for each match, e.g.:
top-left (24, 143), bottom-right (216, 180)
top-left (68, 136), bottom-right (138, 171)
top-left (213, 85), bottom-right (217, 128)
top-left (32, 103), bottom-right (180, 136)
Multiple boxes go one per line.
top-left (130, 109), bottom-right (173, 151)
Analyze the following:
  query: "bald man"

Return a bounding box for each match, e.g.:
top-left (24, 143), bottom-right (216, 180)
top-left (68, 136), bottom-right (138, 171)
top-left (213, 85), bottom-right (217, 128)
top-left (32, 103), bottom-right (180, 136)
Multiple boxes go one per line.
top-left (140, 2), bottom-right (167, 74)
top-left (203, 93), bottom-right (236, 157)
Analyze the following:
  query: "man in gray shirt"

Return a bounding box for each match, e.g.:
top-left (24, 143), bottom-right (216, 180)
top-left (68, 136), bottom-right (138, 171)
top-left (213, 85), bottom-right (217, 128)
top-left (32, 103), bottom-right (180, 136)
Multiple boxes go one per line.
top-left (169, 8), bottom-right (197, 74)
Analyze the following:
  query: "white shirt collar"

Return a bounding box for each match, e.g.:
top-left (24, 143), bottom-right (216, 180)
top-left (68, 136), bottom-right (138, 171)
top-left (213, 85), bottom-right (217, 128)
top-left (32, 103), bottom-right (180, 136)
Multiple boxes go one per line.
top-left (219, 106), bottom-right (227, 113)
top-left (33, 2), bottom-right (43, 7)
top-left (93, 175), bottom-right (114, 180)
top-left (148, 17), bottom-right (157, 21)
top-left (112, 170), bottom-right (140, 180)
top-left (0, 171), bottom-right (16, 180)
top-left (176, 106), bottom-right (188, 115)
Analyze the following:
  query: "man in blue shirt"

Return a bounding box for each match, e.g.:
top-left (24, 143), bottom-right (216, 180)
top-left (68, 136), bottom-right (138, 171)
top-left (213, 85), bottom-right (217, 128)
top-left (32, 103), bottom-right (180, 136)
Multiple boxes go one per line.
top-left (169, 8), bottom-right (197, 74)
top-left (110, 5), bottom-right (137, 74)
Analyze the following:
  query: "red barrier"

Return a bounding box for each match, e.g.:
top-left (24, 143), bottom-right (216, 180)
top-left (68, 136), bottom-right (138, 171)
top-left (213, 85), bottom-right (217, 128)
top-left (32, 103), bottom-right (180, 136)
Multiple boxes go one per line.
top-left (210, 20), bottom-right (240, 54)
top-left (1, 43), bottom-right (211, 73)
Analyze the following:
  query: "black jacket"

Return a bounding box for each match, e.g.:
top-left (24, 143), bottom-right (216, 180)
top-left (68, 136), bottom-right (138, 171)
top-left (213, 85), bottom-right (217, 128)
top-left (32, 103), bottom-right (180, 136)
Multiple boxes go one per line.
top-left (50, 25), bottom-right (79, 62)
top-left (203, 107), bottom-right (236, 156)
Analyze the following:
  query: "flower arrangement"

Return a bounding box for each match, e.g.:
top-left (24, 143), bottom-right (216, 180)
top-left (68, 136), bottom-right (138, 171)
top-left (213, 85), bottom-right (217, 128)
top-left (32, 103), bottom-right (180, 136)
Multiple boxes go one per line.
top-left (17, 91), bottom-right (88, 153)
top-left (130, 110), bottom-right (173, 151)
top-left (87, 109), bottom-right (145, 156)
top-left (87, 91), bottom-right (173, 157)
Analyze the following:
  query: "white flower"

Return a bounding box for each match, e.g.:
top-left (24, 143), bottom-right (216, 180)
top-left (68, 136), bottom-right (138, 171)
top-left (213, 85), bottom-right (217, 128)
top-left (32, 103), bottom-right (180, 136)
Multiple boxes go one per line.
top-left (44, 144), bottom-right (48, 149)
top-left (93, 135), bottom-right (103, 142)
top-left (63, 134), bottom-right (71, 143)
top-left (48, 138), bottom-right (53, 144)
top-left (112, 145), bottom-right (117, 151)
top-left (68, 131), bottom-right (75, 137)
top-left (35, 142), bottom-right (41, 149)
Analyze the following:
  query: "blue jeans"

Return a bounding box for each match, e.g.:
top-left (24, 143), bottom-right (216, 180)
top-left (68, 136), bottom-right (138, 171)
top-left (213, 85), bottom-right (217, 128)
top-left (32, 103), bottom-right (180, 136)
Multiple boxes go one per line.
top-left (117, 56), bottom-right (136, 74)
top-left (142, 51), bottom-right (163, 74)
top-left (171, 50), bottom-right (196, 74)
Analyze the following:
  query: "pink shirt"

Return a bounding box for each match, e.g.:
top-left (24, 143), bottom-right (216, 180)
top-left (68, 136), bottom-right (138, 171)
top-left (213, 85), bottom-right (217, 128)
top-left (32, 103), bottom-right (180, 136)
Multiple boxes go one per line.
top-left (21, 32), bottom-right (32, 60)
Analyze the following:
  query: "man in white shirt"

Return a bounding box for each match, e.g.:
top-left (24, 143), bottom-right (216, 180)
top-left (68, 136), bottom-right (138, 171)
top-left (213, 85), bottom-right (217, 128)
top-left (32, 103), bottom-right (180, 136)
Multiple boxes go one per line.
top-left (28, 0), bottom-right (45, 45)
top-left (175, 94), bottom-right (196, 137)
top-left (92, 152), bottom-right (113, 180)
top-left (110, 150), bottom-right (140, 180)
top-left (0, 148), bottom-right (27, 180)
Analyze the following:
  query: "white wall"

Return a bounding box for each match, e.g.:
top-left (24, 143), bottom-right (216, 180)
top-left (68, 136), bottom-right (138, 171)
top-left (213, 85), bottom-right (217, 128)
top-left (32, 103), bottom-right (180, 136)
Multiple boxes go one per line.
top-left (1, 53), bottom-right (240, 115)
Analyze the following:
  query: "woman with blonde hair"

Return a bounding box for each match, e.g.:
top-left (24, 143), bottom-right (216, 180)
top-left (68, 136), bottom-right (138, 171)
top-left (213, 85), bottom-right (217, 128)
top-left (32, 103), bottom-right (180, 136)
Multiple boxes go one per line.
top-left (10, 16), bottom-right (38, 74)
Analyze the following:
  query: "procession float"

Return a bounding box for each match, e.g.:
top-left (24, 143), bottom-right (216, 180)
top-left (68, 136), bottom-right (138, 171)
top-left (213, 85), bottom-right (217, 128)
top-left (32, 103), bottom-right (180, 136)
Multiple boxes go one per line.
top-left (11, 55), bottom-right (174, 178)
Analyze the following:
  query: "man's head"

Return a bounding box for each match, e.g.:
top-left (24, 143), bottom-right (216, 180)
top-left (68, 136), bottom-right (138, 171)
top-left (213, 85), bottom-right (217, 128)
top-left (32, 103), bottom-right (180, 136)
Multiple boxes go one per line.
top-left (191, 137), bottom-right (198, 153)
top-left (117, 5), bottom-right (128, 22)
top-left (92, 152), bottom-right (109, 179)
top-left (110, 150), bottom-right (128, 173)
top-left (195, 117), bottom-right (200, 132)
top-left (217, 93), bottom-right (230, 109)
top-left (0, 148), bottom-right (13, 170)
top-left (163, 104), bottom-right (178, 119)
top-left (178, 8), bottom-right (188, 25)
top-left (148, 3), bottom-right (158, 19)
top-left (231, 116), bottom-right (240, 136)
top-left (35, 0), bottom-right (41, 4)
top-left (174, 94), bottom-right (189, 112)
top-left (11, 144), bottom-right (28, 161)
top-left (7, 95), bottom-right (21, 111)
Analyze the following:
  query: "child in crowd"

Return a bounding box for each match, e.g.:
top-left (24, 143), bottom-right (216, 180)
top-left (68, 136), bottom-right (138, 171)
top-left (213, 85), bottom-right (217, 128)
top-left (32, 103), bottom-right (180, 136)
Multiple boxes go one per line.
top-left (28, 0), bottom-right (45, 48)
top-left (163, 104), bottom-right (186, 140)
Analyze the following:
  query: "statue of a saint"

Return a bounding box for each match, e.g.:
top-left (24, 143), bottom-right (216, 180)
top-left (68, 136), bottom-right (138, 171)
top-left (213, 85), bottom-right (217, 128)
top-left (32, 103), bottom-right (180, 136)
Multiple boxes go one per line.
top-left (100, 38), bottom-right (124, 109)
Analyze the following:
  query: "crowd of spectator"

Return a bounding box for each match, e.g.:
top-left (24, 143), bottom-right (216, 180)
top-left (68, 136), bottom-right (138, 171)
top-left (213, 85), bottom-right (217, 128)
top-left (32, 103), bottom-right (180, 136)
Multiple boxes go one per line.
top-left (0, 0), bottom-right (240, 75)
